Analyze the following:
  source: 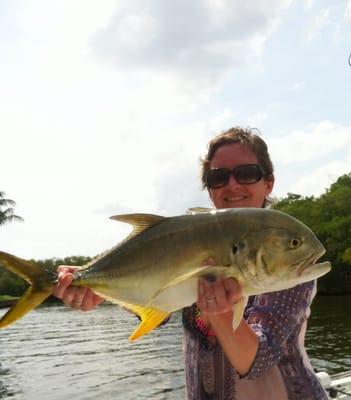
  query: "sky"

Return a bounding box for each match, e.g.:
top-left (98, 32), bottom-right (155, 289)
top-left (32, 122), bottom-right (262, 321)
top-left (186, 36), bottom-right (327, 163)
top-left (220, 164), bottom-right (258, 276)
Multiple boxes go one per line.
top-left (0, 0), bottom-right (350, 260)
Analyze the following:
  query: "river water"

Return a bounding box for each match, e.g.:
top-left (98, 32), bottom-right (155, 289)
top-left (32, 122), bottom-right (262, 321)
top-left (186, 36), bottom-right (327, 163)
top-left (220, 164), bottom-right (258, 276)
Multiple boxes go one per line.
top-left (0, 295), bottom-right (350, 400)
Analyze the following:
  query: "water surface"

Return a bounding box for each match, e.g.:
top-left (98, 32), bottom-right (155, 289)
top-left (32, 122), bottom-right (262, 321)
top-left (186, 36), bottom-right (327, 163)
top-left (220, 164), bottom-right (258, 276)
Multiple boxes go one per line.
top-left (0, 295), bottom-right (350, 399)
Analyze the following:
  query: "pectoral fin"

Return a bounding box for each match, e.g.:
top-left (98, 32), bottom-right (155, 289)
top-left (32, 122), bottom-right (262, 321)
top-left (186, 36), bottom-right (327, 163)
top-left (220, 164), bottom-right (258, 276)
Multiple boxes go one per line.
top-left (232, 296), bottom-right (248, 330)
top-left (148, 266), bottom-right (233, 306)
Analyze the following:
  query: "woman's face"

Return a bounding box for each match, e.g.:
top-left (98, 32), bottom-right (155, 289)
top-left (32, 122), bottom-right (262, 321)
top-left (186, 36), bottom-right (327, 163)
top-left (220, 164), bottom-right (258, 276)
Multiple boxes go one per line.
top-left (208, 143), bottom-right (274, 209)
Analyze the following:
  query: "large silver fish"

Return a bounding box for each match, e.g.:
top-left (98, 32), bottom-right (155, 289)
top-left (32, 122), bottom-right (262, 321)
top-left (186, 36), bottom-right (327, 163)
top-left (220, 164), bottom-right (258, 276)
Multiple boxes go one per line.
top-left (0, 208), bottom-right (331, 340)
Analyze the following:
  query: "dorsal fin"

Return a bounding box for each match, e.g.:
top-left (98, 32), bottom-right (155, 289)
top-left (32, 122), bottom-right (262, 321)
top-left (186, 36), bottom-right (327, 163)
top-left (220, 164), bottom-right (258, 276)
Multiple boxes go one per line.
top-left (110, 213), bottom-right (166, 238)
top-left (186, 207), bottom-right (215, 215)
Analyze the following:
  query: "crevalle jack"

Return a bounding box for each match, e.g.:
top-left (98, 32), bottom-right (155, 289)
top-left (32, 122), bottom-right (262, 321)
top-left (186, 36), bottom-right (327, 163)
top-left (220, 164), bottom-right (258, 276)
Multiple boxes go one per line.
top-left (0, 208), bottom-right (331, 340)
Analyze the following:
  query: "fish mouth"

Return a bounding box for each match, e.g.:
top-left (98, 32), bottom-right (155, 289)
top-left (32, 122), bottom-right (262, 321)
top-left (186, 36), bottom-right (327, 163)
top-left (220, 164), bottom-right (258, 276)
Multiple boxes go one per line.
top-left (297, 249), bottom-right (326, 276)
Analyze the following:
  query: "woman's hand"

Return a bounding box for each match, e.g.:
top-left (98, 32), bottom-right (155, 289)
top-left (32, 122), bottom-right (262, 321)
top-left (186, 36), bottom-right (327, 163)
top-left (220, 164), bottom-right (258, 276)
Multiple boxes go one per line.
top-left (197, 257), bottom-right (242, 336)
top-left (197, 277), bottom-right (241, 316)
top-left (197, 257), bottom-right (242, 316)
top-left (197, 259), bottom-right (258, 375)
top-left (52, 266), bottom-right (104, 311)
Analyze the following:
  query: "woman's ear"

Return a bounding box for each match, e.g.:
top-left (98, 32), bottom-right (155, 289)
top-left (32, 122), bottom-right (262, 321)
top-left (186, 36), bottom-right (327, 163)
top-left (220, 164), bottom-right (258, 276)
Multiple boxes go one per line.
top-left (264, 176), bottom-right (275, 196)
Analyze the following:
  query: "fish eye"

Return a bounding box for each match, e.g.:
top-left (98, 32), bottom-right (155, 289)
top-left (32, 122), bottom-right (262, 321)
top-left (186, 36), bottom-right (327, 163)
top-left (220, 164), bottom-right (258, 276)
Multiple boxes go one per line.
top-left (232, 244), bottom-right (239, 254)
top-left (289, 238), bottom-right (301, 249)
top-left (232, 242), bottom-right (244, 254)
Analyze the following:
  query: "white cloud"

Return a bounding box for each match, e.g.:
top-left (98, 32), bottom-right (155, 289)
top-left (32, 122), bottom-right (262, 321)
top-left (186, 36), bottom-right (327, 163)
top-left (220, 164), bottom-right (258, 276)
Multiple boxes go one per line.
top-left (269, 121), bottom-right (351, 164)
top-left (290, 157), bottom-right (351, 196)
top-left (346, 1), bottom-right (351, 21)
top-left (1, 1), bottom-right (349, 261)
top-left (248, 111), bottom-right (268, 127)
top-left (92, 0), bottom-right (293, 91)
top-left (291, 81), bottom-right (305, 92)
top-left (302, 0), bottom-right (314, 10)
top-left (306, 8), bottom-right (331, 41)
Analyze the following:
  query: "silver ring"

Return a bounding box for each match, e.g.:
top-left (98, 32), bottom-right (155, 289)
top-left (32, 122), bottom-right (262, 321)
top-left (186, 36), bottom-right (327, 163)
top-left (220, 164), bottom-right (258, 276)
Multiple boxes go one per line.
top-left (207, 297), bottom-right (215, 303)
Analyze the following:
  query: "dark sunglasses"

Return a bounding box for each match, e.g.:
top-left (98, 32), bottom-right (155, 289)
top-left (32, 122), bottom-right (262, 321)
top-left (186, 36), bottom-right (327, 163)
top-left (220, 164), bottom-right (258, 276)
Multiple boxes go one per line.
top-left (206, 164), bottom-right (265, 189)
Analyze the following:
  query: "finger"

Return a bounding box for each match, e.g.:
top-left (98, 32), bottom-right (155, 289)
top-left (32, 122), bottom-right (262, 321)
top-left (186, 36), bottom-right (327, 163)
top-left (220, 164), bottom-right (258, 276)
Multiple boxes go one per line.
top-left (197, 279), bottom-right (207, 311)
top-left (202, 279), bottom-right (217, 312)
top-left (62, 286), bottom-right (79, 306)
top-left (211, 279), bottom-right (228, 308)
top-left (80, 289), bottom-right (101, 311)
top-left (57, 265), bottom-right (80, 274)
top-left (70, 287), bottom-right (89, 309)
top-left (53, 273), bottom-right (74, 299)
top-left (93, 294), bottom-right (105, 307)
top-left (223, 278), bottom-right (242, 304)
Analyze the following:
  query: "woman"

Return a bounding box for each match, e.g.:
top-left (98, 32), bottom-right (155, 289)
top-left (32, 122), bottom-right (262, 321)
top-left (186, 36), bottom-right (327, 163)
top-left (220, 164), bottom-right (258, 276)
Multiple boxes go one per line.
top-left (54, 127), bottom-right (327, 399)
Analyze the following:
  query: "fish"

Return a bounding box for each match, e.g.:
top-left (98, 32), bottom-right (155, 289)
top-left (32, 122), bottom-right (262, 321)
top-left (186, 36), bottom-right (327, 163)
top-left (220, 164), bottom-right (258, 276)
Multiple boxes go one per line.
top-left (0, 208), bottom-right (331, 340)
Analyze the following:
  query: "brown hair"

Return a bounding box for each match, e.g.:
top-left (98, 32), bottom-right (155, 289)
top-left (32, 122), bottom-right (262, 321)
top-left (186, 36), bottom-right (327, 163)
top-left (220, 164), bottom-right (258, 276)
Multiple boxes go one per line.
top-left (200, 126), bottom-right (274, 205)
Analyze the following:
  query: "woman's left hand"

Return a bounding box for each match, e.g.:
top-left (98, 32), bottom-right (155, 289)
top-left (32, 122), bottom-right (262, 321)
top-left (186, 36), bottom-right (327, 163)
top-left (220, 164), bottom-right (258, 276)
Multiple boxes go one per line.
top-left (197, 276), bottom-right (242, 315)
top-left (196, 258), bottom-right (243, 339)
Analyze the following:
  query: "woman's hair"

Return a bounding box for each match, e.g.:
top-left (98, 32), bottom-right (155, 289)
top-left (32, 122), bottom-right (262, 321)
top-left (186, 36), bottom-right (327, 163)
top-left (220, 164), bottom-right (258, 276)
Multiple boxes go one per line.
top-left (200, 126), bottom-right (275, 206)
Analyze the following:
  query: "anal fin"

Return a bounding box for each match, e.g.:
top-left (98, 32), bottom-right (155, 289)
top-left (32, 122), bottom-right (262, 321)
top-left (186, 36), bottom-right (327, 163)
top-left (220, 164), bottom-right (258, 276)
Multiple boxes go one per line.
top-left (128, 305), bottom-right (170, 341)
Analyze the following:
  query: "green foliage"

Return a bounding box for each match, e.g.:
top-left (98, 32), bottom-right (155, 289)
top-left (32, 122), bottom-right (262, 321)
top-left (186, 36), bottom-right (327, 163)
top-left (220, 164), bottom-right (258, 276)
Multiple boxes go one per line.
top-left (273, 173), bottom-right (351, 293)
top-left (32, 255), bottom-right (92, 273)
top-left (0, 191), bottom-right (23, 226)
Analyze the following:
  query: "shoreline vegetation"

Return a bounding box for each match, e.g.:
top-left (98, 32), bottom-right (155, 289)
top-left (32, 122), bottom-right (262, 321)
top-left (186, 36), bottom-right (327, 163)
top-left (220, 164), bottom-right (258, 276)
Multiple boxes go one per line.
top-left (0, 173), bottom-right (350, 299)
top-left (0, 295), bottom-right (19, 308)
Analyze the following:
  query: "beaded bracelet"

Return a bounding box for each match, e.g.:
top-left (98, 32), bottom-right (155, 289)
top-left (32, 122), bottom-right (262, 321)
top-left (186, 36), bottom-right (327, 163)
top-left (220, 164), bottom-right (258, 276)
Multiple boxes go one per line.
top-left (194, 304), bottom-right (216, 337)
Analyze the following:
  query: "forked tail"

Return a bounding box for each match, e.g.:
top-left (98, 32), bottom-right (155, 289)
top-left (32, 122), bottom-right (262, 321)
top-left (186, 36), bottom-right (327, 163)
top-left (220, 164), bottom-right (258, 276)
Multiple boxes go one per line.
top-left (0, 251), bottom-right (54, 328)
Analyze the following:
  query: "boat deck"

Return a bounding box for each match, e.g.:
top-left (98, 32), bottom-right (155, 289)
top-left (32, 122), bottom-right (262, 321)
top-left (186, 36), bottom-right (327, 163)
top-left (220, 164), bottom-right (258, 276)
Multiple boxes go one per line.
top-left (317, 371), bottom-right (351, 399)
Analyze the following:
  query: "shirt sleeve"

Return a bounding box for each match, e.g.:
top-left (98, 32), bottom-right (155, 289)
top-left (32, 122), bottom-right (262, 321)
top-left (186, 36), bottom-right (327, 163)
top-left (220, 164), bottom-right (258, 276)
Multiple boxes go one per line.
top-left (241, 280), bottom-right (316, 380)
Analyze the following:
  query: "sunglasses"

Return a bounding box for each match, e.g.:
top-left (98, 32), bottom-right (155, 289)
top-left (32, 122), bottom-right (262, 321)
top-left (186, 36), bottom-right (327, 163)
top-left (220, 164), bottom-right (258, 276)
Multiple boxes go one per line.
top-left (206, 164), bottom-right (265, 189)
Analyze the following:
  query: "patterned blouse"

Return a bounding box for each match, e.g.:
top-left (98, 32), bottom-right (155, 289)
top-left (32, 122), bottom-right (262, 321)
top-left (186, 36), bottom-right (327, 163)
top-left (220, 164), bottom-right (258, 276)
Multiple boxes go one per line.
top-left (182, 281), bottom-right (328, 400)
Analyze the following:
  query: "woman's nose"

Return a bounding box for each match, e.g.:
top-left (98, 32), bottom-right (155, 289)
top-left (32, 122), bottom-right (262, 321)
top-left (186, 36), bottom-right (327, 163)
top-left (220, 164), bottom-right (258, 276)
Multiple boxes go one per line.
top-left (227, 174), bottom-right (242, 188)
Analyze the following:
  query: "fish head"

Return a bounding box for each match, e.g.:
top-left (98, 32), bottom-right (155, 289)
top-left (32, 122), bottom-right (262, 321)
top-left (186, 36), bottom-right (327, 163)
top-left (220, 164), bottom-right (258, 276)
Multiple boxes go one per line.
top-left (227, 209), bottom-right (331, 291)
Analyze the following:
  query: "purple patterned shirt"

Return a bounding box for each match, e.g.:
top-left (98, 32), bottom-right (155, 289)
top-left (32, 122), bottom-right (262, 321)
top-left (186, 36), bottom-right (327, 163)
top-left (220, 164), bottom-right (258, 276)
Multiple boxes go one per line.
top-left (182, 281), bottom-right (328, 400)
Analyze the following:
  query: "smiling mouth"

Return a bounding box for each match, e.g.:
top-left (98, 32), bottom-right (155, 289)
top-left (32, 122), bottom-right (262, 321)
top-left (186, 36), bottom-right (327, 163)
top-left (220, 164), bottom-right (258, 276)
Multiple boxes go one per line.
top-left (225, 195), bottom-right (246, 202)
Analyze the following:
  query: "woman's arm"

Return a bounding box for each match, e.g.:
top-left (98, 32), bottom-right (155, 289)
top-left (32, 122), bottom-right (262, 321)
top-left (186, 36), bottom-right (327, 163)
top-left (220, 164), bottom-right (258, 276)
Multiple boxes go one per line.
top-left (198, 276), bottom-right (316, 379)
top-left (197, 277), bottom-right (259, 376)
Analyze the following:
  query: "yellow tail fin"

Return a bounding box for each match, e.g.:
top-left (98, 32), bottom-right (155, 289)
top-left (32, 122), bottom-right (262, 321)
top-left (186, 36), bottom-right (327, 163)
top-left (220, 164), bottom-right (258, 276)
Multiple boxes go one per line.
top-left (0, 251), bottom-right (54, 328)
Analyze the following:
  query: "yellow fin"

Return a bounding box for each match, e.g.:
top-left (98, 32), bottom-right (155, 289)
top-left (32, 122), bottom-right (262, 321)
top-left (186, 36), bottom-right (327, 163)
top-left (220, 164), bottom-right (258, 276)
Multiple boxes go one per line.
top-left (110, 213), bottom-right (165, 239)
top-left (127, 305), bottom-right (170, 341)
top-left (232, 296), bottom-right (248, 330)
top-left (0, 286), bottom-right (52, 328)
top-left (0, 250), bottom-right (51, 285)
top-left (0, 251), bottom-right (54, 328)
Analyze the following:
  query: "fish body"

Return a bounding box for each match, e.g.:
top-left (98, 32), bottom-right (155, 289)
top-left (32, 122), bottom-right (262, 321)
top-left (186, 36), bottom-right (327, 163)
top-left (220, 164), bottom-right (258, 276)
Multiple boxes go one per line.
top-left (0, 208), bottom-right (331, 340)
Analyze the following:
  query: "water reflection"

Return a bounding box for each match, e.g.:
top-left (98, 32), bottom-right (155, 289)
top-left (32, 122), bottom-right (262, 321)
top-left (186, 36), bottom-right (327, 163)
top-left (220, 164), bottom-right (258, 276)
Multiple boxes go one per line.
top-left (306, 294), bottom-right (351, 374)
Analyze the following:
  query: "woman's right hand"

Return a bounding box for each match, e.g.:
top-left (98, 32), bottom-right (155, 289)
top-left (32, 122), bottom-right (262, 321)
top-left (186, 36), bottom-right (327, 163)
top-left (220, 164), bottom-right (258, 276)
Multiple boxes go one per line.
top-left (52, 266), bottom-right (104, 311)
